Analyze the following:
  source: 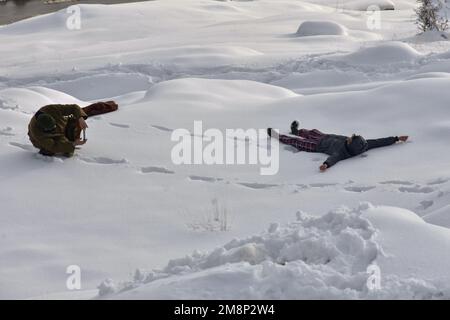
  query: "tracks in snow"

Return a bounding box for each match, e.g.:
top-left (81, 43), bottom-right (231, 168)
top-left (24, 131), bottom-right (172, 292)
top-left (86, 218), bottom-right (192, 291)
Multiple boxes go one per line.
top-left (6, 133), bottom-right (449, 227)
top-left (2, 48), bottom-right (444, 103)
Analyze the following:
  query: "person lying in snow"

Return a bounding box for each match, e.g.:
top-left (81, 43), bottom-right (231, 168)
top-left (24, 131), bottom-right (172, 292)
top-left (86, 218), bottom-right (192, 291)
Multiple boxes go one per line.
top-left (267, 121), bottom-right (408, 172)
top-left (28, 101), bottom-right (118, 157)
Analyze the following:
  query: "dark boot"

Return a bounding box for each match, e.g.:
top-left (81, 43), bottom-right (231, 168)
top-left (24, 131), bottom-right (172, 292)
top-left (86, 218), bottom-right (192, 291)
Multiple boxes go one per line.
top-left (290, 120), bottom-right (299, 135)
top-left (82, 101), bottom-right (118, 117)
top-left (39, 149), bottom-right (55, 157)
top-left (267, 128), bottom-right (279, 139)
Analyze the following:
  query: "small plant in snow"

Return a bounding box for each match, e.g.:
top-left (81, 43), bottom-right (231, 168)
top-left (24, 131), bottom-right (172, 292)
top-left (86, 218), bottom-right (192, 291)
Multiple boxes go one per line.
top-left (415, 0), bottom-right (449, 32)
top-left (211, 198), bottom-right (230, 231)
top-left (185, 198), bottom-right (232, 232)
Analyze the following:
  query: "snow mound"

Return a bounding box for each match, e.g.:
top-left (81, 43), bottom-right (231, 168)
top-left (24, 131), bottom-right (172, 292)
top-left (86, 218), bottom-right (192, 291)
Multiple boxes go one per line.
top-left (47, 73), bottom-right (152, 101)
top-left (98, 203), bottom-right (450, 299)
top-left (295, 20), bottom-right (348, 37)
top-left (99, 203), bottom-right (380, 299)
top-left (143, 78), bottom-right (298, 107)
top-left (0, 87), bottom-right (83, 114)
top-left (338, 42), bottom-right (422, 65)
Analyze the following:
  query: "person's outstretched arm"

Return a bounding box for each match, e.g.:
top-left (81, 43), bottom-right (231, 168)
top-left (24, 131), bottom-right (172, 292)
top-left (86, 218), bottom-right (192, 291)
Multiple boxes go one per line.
top-left (320, 152), bottom-right (344, 172)
top-left (367, 136), bottom-right (408, 150)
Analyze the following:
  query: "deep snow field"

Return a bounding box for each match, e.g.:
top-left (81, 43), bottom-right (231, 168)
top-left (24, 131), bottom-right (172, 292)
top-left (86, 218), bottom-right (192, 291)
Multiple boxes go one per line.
top-left (1, 0), bottom-right (450, 299)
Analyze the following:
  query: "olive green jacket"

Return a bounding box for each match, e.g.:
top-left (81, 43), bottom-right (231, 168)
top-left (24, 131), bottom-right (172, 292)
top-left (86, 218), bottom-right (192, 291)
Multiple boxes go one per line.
top-left (28, 104), bottom-right (87, 154)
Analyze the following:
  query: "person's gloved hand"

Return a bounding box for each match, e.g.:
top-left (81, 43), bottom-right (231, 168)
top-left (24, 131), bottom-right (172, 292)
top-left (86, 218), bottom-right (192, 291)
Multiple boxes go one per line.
top-left (74, 138), bottom-right (87, 146)
top-left (398, 136), bottom-right (408, 142)
top-left (78, 117), bottom-right (88, 130)
top-left (319, 163), bottom-right (328, 172)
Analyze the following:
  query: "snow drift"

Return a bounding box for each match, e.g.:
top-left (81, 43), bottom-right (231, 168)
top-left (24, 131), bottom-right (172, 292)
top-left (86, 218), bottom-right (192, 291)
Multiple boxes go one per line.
top-left (100, 203), bottom-right (450, 300)
top-left (336, 42), bottom-right (422, 66)
top-left (0, 87), bottom-right (84, 114)
top-left (143, 78), bottom-right (299, 107)
top-left (295, 21), bottom-right (348, 37)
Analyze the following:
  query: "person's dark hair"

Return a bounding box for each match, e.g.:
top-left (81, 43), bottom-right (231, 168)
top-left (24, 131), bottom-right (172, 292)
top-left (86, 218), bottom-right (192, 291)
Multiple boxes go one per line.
top-left (347, 134), bottom-right (368, 156)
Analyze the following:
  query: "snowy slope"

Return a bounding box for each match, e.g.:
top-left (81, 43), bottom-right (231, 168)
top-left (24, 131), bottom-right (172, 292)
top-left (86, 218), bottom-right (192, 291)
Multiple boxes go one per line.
top-left (1, 0), bottom-right (450, 299)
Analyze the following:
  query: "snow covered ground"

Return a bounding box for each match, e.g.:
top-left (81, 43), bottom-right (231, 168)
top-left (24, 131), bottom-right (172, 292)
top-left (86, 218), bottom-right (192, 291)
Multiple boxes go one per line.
top-left (1, 0), bottom-right (450, 299)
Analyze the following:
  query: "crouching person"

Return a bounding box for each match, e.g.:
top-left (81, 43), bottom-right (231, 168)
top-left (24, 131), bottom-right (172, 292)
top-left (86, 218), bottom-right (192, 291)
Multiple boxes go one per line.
top-left (28, 104), bottom-right (88, 157)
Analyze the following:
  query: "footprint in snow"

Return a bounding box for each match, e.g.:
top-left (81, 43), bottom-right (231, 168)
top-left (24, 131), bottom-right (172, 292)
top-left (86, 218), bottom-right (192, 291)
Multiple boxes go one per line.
top-left (309, 183), bottom-right (338, 188)
top-left (238, 182), bottom-right (278, 189)
top-left (380, 180), bottom-right (414, 186)
top-left (33, 153), bottom-right (64, 163)
top-left (9, 142), bottom-right (35, 152)
top-left (0, 127), bottom-right (14, 136)
top-left (344, 186), bottom-right (376, 193)
top-left (151, 125), bottom-right (173, 133)
top-left (283, 146), bottom-right (300, 153)
top-left (189, 175), bottom-right (223, 183)
top-left (398, 186), bottom-right (435, 194)
top-left (109, 122), bottom-right (130, 129)
top-left (141, 166), bottom-right (175, 174)
top-left (79, 156), bottom-right (128, 165)
top-left (0, 101), bottom-right (18, 111)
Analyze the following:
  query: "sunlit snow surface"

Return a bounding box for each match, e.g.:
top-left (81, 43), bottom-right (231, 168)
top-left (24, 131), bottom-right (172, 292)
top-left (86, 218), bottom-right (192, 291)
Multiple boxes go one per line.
top-left (1, 0), bottom-right (450, 299)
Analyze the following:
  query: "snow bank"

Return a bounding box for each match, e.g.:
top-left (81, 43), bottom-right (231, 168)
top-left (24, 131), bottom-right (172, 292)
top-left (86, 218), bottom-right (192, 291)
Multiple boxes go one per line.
top-left (0, 87), bottom-right (83, 114)
top-left (99, 203), bottom-right (450, 300)
top-left (364, 205), bottom-right (450, 288)
top-left (47, 73), bottom-right (152, 101)
top-left (295, 20), bottom-right (348, 37)
top-left (336, 42), bottom-right (422, 66)
top-left (143, 78), bottom-right (299, 107)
